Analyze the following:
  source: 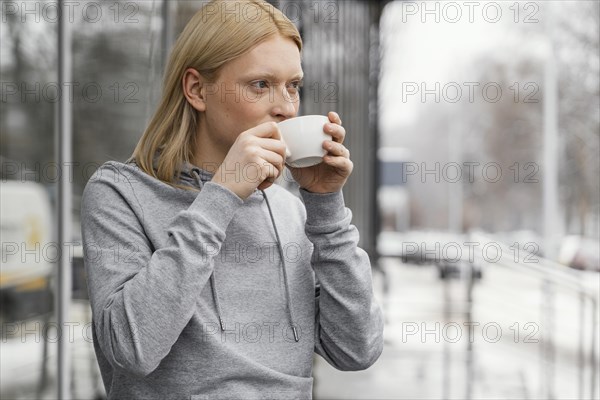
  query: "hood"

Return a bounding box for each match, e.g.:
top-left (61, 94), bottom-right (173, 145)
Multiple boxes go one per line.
top-left (150, 149), bottom-right (213, 190)
top-left (151, 150), bottom-right (263, 199)
top-left (148, 149), bottom-right (299, 342)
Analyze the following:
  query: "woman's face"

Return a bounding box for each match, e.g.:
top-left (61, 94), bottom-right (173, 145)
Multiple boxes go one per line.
top-left (195, 34), bottom-right (303, 157)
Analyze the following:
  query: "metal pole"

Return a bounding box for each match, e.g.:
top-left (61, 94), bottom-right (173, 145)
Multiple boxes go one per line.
top-left (590, 298), bottom-right (598, 399)
top-left (57, 0), bottom-right (73, 398)
top-left (448, 123), bottom-right (463, 234)
top-left (370, 0), bottom-right (383, 268)
top-left (542, 0), bottom-right (560, 261)
top-left (540, 279), bottom-right (555, 400)
top-left (442, 274), bottom-right (451, 398)
top-left (578, 292), bottom-right (585, 400)
top-left (464, 261), bottom-right (475, 400)
top-left (161, 0), bottom-right (173, 73)
top-left (542, 4), bottom-right (559, 398)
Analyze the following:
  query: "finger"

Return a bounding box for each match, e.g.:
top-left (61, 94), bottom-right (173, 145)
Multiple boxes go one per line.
top-left (322, 155), bottom-right (353, 174)
top-left (257, 180), bottom-right (273, 191)
top-left (255, 137), bottom-right (287, 158)
top-left (256, 148), bottom-right (285, 178)
top-left (248, 121), bottom-right (281, 140)
top-left (324, 141), bottom-right (350, 158)
top-left (324, 123), bottom-right (346, 143)
top-left (328, 111), bottom-right (342, 125)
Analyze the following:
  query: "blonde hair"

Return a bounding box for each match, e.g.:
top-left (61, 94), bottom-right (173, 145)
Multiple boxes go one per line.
top-left (128, 0), bottom-right (302, 191)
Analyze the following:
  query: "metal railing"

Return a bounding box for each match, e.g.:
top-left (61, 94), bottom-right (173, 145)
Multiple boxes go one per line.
top-left (467, 232), bottom-right (599, 400)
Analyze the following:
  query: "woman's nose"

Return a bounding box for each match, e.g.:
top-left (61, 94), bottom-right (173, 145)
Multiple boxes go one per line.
top-left (272, 86), bottom-right (298, 119)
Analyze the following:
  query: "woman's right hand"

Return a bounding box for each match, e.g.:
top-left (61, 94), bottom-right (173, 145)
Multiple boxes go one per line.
top-left (211, 122), bottom-right (287, 200)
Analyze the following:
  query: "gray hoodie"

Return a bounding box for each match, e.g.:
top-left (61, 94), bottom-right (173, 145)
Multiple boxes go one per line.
top-left (80, 151), bottom-right (384, 400)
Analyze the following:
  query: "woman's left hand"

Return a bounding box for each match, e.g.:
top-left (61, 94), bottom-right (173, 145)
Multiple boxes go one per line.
top-left (287, 112), bottom-right (353, 194)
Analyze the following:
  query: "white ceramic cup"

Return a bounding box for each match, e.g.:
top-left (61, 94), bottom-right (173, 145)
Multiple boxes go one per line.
top-left (278, 115), bottom-right (332, 168)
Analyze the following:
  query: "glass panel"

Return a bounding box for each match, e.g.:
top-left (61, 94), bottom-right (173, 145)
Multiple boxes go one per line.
top-left (1, 1), bottom-right (161, 398)
top-left (1, 2), bottom-right (60, 398)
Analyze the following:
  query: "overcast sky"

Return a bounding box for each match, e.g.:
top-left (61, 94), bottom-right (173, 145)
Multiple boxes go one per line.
top-left (378, 0), bottom-right (555, 135)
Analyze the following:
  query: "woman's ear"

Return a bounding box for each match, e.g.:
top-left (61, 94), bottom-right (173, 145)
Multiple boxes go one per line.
top-left (182, 68), bottom-right (207, 112)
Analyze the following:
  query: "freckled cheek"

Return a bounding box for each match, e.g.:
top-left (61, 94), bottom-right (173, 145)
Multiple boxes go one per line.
top-left (222, 104), bottom-right (261, 133)
top-left (238, 100), bottom-right (268, 120)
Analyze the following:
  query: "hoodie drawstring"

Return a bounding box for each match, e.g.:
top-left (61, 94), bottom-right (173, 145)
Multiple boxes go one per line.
top-left (261, 189), bottom-right (299, 342)
top-left (192, 167), bottom-right (298, 343)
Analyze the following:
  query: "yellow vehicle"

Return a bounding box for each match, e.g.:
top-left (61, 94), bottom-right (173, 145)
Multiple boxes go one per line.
top-left (0, 180), bottom-right (54, 325)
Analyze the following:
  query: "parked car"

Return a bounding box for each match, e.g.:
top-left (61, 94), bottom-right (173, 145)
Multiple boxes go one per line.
top-left (559, 235), bottom-right (600, 272)
top-left (0, 180), bottom-right (54, 325)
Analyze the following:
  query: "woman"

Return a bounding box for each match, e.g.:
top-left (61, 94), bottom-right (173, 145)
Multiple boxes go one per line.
top-left (81, 0), bottom-right (383, 399)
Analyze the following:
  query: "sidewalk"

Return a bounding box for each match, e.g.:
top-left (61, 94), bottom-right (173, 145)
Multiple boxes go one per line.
top-left (0, 300), bottom-right (104, 400)
top-left (313, 257), bottom-right (600, 400)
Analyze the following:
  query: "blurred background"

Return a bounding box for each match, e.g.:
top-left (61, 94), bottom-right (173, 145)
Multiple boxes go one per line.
top-left (1, 0), bottom-right (599, 399)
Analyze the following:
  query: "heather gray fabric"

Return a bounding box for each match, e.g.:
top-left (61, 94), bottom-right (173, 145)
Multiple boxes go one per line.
top-left (80, 153), bottom-right (384, 400)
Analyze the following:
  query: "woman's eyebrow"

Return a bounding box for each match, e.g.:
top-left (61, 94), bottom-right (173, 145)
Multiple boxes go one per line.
top-left (241, 72), bottom-right (304, 81)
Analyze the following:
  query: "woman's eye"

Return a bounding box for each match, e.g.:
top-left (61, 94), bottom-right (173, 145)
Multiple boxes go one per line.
top-left (251, 80), bottom-right (302, 92)
top-left (252, 81), bottom-right (269, 90)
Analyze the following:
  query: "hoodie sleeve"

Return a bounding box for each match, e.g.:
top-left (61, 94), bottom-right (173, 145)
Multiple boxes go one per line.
top-left (298, 188), bottom-right (384, 371)
top-left (80, 164), bottom-right (243, 377)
